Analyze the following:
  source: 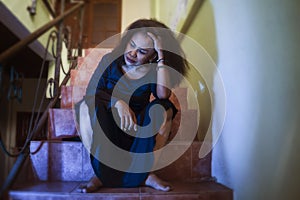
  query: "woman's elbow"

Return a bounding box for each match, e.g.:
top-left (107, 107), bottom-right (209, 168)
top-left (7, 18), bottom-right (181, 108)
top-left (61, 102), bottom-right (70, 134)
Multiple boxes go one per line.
top-left (156, 88), bottom-right (171, 99)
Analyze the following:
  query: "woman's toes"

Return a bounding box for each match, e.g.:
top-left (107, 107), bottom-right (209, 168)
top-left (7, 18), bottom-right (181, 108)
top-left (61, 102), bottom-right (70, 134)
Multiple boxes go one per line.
top-left (77, 183), bottom-right (100, 193)
top-left (76, 184), bottom-right (87, 193)
top-left (145, 174), bottom-right (171, 192)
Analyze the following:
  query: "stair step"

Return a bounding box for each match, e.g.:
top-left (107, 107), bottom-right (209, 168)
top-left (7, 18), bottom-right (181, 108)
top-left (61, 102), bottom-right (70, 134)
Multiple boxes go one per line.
top-left (48, 109), bottom-right (78, 139)
top-left (83, 48), bottom-right (112, 57)
top-left (169, 109), bottom-right (198, 141)
top-left (48, 104), bottom-right (198, 140)
top-left (70, 68), bottom-right (95, 87)
top-left (9, 181), bottom-right (233, 200)
top-left (61, 85), bottom-right (189, 111)
top-left (30, 141), bottom-right (93, 182)
top-left (61, 86), bottom-right (86, 109)
top-left (77, 48), bottom-right (112, 71)
top-left (29, 141), bottom-right (211, 182)
top-left (170, 87), bottom-right (188, 111)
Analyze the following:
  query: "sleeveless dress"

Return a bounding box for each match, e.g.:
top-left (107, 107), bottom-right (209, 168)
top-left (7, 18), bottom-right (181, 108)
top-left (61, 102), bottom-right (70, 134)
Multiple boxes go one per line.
top-left (85, 53), bottom-right (177, 187)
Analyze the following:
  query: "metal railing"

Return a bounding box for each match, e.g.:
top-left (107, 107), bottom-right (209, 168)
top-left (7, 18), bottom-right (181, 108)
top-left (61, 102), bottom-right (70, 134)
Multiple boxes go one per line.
top-left (0, 2), bottom-right (84, 64)
top-left (177, 0), bottom-right (204, 42)
top-left (0, 1), bottom-right (85, 197)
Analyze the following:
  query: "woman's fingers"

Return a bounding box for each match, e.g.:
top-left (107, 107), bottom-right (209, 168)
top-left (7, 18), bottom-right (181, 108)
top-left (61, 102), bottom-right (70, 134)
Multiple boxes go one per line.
top-left (147, 32), bottom-right (162, 51)
top-left (121, 113), bottom-right (138, 132)
top-left (124, 115), bottom-right (129, 131)
top-left (120, 116), bottom-right (125, 131)
top-left (128, 117), bottom-right (134, 131)
top-left (147, 32), bottom-right (163, 59)
top-left (115, 100), bottom-right (138, 132)
top-left (147, 32), bottom-right (156, 40)
top-left (128, 114), bottom-right (137, 131)
top-left (133, 124), bottom-right (138, 132)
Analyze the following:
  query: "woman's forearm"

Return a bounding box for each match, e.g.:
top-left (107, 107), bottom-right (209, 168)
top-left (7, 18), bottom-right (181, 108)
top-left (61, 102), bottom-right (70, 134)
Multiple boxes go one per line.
top-left (156, 57), bottom-right (171, 99)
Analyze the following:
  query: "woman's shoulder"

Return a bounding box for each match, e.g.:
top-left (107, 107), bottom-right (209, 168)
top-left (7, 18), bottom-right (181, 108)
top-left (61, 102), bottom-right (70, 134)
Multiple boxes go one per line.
top-left (98, 52), bottom-right (113, 67)
top-left (99, 52), bottom-right (123, 68)
top-left (98, 53), bottom-right (124, 78)
top-left (101, 51), bottom-right (122, 63)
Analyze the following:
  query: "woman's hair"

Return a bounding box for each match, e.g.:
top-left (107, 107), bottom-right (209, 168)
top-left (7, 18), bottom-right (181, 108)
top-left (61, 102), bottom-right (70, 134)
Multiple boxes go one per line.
top-left (112, 19), bottom-right (189, 85)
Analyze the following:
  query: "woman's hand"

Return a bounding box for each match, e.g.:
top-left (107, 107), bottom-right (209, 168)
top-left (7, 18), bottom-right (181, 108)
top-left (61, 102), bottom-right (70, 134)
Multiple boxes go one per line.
top-left (114, 100), bottom-right (137, 131)
top-left (147, 32), bottom-right (163, 59)
top-left (147, 32), bottom-right (171, 99)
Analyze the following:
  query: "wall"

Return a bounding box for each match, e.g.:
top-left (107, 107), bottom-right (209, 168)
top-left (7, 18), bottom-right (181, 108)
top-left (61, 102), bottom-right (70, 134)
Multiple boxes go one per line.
top-left (2, 0), bottom-right (54, 46)
top-left (1, 0), bottom-right (54, 186)
top-left (152, 0), bottom-right (213, 140)
top-left (0, 78), bottom-right (50, 186)
top-left (153, 0), bottom-right (300, 199)
top-left (210, 0), bottom-right (300, 199)
top-left (0, 70), bottom-right (10, 186)
top-left (121, 0), bottom-right (151, 31)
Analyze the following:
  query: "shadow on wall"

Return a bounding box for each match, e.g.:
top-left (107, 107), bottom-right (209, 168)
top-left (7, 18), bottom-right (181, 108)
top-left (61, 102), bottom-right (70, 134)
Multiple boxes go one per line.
top-left (180, 0), bottom-right (220, 146)
top-left (0, 67), bottom-right (12, 187)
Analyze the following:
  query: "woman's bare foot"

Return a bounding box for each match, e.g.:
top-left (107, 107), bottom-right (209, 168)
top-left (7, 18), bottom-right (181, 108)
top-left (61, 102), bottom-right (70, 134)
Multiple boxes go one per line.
top-left (77, 175), bottom-right (103, 193)
top-left (145, 173), bottom-right (171, 192)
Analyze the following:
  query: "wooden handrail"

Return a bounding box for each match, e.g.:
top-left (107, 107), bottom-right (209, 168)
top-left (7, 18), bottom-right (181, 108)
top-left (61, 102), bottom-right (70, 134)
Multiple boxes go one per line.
top-left (0, 60), bottom-right (77, 197)
top-left (0, 2), bottom-right (84, 65)
top-left (0, 2), bottom-right (84, 197)
top-left (177, 0), bottom-right (204, 42)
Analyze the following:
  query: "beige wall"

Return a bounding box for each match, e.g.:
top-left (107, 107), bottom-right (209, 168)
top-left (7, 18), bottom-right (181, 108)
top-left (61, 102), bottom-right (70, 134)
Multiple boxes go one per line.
top-left (0, 1), bottom-right (54, 185)
top-left (2, 0), bottom-right (54, 46)
top-left (1, 78), bottom-right (50, 186)
top-left (152, 0), bottom-right (213, 140)
top-left (210, 0), bottom-right (300, 199)
top-left (121, 0), bottom-right (151, 31)
top-left (153, 0), bottom-right (300, 199)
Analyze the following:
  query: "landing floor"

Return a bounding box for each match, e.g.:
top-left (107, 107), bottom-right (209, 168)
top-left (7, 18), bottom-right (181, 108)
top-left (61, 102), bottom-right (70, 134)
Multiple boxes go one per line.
top-left (9, 181), bottom-right (233, 200)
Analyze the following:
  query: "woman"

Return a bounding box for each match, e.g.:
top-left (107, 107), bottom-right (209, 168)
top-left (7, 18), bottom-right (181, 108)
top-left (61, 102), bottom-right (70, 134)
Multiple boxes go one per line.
top-left (79, 19), bottom-right (188, 193)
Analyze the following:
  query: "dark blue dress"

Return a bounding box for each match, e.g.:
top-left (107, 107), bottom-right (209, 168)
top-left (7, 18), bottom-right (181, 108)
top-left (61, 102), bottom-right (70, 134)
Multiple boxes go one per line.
top-left (85, 53), bottom-right (177, 187)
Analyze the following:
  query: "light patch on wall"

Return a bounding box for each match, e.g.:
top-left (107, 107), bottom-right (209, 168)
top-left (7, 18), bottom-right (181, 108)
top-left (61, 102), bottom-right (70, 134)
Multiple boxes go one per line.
top-left (170, 0), bottom-right (188, 30)
top-left (198, 81), bottom-right (206, 94)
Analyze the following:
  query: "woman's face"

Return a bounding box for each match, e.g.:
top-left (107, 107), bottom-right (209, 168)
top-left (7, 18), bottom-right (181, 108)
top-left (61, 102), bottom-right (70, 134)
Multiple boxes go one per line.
top-left (124, 32), bottom-right (156, 66)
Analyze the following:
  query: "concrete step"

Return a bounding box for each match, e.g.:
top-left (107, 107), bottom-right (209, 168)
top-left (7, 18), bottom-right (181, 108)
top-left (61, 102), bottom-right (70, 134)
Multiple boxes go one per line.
top-left (30, 141), bottom-right (93, 182)
top-left (70, 48), bottom-right (112, 87)
top-left (29, 141), bottom-right (211, 182)
top-left (9, 181), bottom-right (233, 200)
top-left (78, 48), bottom-right (112, 71)
top-left (47, 106), bottom-right (198, 140)
top-left (60, 85), bottom-right (86, 109)
top-left (70, 68), bottom-right (94, 87)
top-left (48, 108), bottom-right (77, 139)
top-left (169, 109), bottom-right (198, 141)
top-left (61, 85), bottom-right (189, 111)
top-left (83, 48), bottom-right (112, 57)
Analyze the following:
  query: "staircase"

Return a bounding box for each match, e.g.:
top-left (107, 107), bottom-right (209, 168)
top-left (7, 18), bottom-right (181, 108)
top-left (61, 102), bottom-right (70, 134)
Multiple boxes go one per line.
top-left (8, 48), bottom-right (233, 200)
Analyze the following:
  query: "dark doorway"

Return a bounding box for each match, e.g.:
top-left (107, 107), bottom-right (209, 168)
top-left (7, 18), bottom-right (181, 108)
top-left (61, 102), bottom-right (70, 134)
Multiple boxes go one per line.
top-left (16, 112), bottom-right (47, 149)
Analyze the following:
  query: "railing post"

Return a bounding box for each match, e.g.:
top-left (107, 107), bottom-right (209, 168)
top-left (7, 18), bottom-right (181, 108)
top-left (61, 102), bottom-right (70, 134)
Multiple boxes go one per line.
top-left (0, 65), bottom-right (2, 100)
top-left (0, 61), bottom-right (76, 198)
top-left (0, 2), bottom-right (84, 65)
top-left (0, 148), bottom-right (30, 197)
top-left (0, 2), bottom-right (84, 198)
top-left (78, 5), bottom-right (85, 57)
top-left (54, 0), bottom-right (65, 97)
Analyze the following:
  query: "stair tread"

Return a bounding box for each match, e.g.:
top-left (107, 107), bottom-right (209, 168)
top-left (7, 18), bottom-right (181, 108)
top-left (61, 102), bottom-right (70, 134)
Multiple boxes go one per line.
top-left (10, 181), bottom-right (232, 199)
top-left (29, 141), bottom-right (210, 182)
top-left (48, 108), bottom-right (78, 139)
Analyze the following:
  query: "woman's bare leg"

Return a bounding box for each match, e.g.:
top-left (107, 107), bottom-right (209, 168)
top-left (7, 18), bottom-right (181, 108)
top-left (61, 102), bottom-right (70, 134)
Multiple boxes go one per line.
top-left (145, 108), bottom-right (173, 191)
top-left (77, 175), bottom-right (103, 193)
top-left (79, 109), bottom-right (174, 192)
